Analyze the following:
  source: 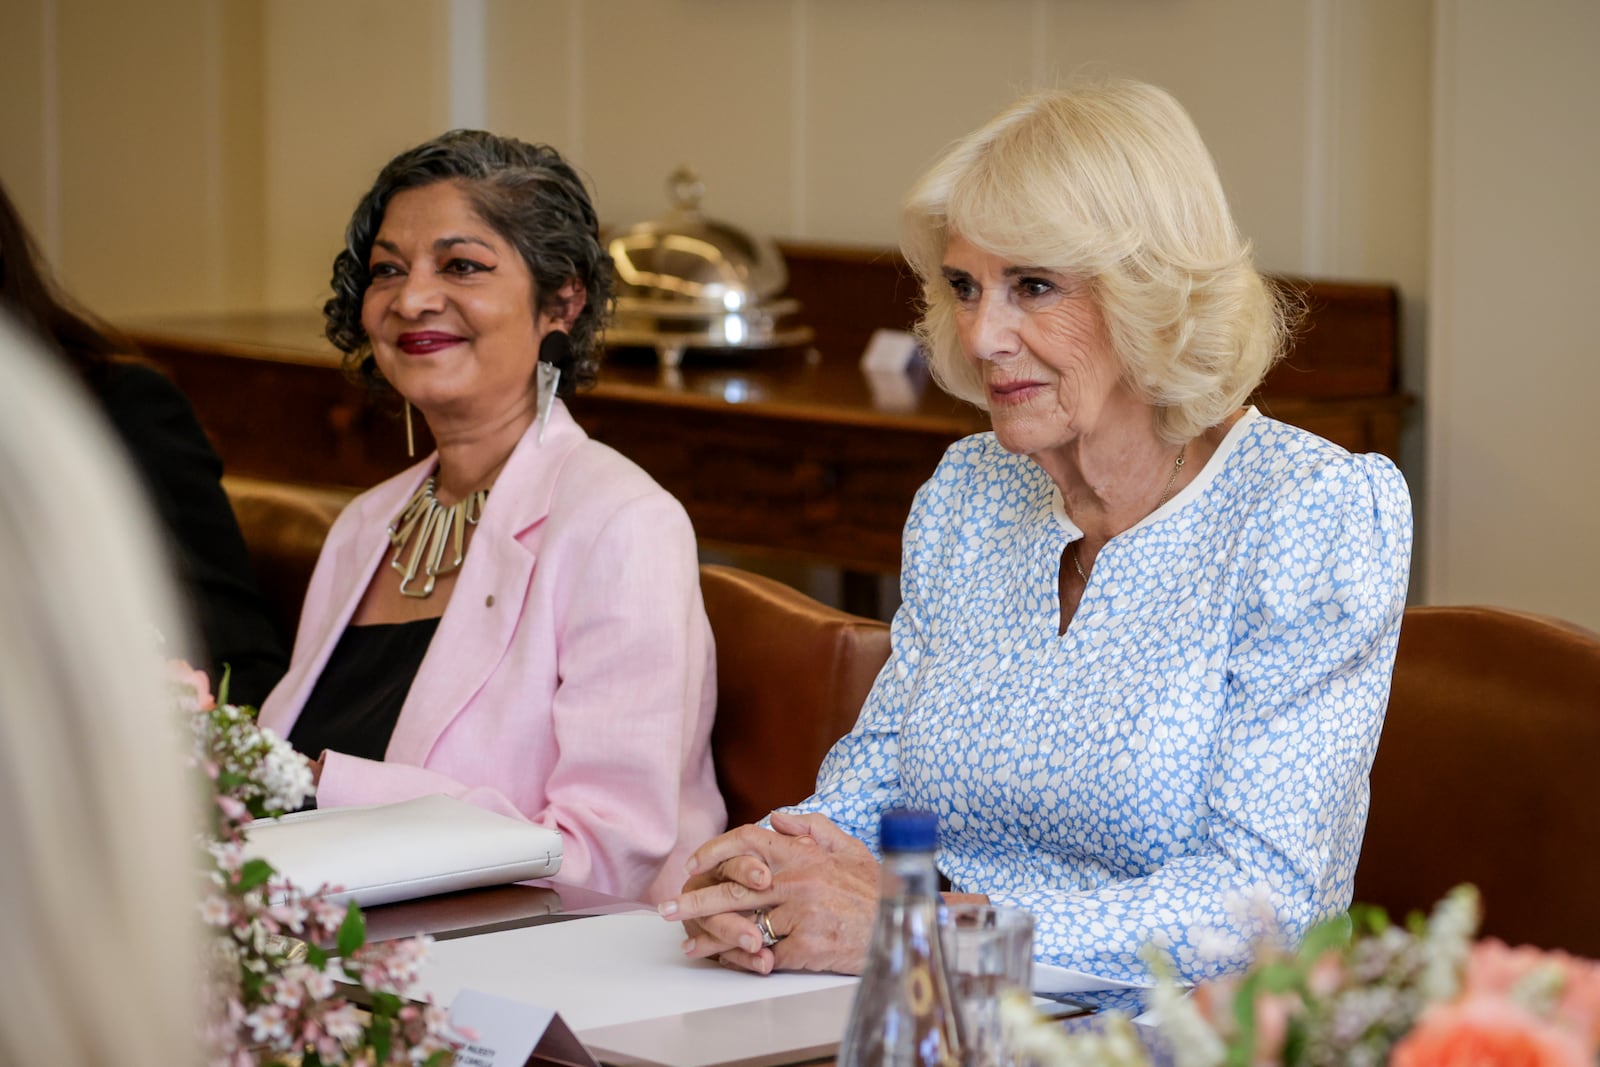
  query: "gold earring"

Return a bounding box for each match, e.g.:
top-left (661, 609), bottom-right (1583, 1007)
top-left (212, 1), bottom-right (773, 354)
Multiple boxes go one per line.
top-left (404, 401), bottom-right (415, 458)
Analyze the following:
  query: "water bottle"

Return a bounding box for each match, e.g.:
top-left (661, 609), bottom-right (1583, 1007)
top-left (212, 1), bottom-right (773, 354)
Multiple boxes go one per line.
top-left (838, 809), bottom-right (964, 1067)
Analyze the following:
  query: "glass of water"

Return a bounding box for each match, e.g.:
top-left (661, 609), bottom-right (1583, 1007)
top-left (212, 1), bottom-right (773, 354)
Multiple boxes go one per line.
top-left (940, 903), bottom-right (1035, 1067)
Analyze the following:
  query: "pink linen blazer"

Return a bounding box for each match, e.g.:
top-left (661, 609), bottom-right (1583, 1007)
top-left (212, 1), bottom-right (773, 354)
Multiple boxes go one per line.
top-left (260, 400), bottom-right (725, 903)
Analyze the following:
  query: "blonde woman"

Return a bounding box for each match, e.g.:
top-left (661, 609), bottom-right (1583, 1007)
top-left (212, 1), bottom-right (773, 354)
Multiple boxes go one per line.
top-left (666, 80), bottom-right (1413, 991)
top-left (0, 317), bottom-right (200, 1064)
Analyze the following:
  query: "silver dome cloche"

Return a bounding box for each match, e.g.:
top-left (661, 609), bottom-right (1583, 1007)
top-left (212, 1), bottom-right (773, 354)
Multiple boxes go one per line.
top-left (606, 166), bottom-right (811, 368)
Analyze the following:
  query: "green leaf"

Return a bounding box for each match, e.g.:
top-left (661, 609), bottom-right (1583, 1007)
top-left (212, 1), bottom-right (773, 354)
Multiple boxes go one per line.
top-left (371, 990), bottom-right (403, 1018)
top-left (1228, 971), bottom-right (1261, 1067)
top-left (1283, 1019), bottom-right (1308, 1065)
top-left (336, 899), bottom-right (367, 958)
top-left (1348, 902), bottom-right (1390, 936)
top-left (236, 858), bottom-right (276, 891)
top-left (306, 944), bottom-right (329, 968)
top-left (1254, 960), bottom-right (1306, 995)
top-left (371, 1015), bottom-right (394, 1063)
top-left (424, 1051), bottom-right (454, 1067)
top-left (217, 663), bottom-right (233, 707)
top-left (1298, 912), bottom-right (1353, 962)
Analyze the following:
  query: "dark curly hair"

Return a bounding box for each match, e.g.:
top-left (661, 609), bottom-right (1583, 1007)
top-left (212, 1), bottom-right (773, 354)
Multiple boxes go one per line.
top-left (324, 130), bottom-right (613, 398)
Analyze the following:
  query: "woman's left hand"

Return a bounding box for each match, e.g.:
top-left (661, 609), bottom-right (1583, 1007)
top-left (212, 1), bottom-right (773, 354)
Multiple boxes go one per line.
top-left (664, 811), bottom-right (880, 975)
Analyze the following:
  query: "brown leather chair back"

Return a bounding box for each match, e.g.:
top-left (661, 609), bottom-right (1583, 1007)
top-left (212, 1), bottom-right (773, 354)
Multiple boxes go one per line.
top-left (700, 564), bottom-right (892, 828)
top-left (223, 476), bottom-right (354, 642)
top-left (1355, 605), bottom-right (1600, 954)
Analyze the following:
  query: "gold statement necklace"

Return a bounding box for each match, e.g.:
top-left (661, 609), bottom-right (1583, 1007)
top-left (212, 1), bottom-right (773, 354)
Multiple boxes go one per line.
top-left (387, 476), bottom-right (489, 598)
top-left (1071, 444), bottom-right (1186, 584)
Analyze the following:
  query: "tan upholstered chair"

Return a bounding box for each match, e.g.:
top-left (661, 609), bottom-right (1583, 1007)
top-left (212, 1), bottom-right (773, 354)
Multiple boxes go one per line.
top-left (1354, 605), bottom-right (1600, 955)
top-left (699, 564), bottom-right (892, 829)
top-left (222, 476), bottom-right (354, 642)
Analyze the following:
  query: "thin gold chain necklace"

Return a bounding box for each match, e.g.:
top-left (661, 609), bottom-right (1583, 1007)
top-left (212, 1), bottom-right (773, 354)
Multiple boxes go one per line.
top-left (1070, 444), bottom-right (1187, 584)
top-left (387, 476), bottom-right (489, 598)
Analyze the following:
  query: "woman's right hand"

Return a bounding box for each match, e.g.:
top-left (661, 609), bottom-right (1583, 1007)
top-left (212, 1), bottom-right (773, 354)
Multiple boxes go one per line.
top-left (660, 823), bottom-right (787, 967)
top-left (659, 812), bottom-right (879, 976)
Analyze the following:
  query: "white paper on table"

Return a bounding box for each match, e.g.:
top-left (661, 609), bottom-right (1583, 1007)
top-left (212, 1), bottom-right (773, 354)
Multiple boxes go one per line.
top-left (1031, 960), bottom-right (1149, 995)
top-left (410, 911), bottom-right (858, 1033)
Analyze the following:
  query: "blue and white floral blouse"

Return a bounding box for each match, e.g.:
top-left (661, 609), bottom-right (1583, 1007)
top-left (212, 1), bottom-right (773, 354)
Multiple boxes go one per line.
top-left (788, 409), bottom-right (1412, 985)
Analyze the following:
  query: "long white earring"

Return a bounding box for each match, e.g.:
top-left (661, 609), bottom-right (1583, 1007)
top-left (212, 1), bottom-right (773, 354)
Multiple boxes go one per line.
top-left (535, 330), bottom-right (572, 446)
top-left (404, 401), bottom-right (416, 458)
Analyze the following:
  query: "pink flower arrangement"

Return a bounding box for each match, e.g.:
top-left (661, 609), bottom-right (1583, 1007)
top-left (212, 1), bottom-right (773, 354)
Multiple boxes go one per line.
top-left (1156, 887), bottom-right (1600, 1067)
top-left (1390, 940), bottom-right (1600, 1067)
top-left (177, 663), bottom-right (459, 1066)
top-left (1391, 996), bottom-right (1590, 1067)
top-left (1007, 887), bottom-right (1600, 1067)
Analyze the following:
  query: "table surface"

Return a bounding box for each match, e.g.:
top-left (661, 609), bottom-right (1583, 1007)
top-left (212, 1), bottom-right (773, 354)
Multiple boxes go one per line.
top-left (361, 880), bottom-right (648, 945)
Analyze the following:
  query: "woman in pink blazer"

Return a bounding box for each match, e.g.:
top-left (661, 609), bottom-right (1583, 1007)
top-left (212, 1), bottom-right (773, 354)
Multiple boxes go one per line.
top-left (259, 131), bottom-right (724, 904)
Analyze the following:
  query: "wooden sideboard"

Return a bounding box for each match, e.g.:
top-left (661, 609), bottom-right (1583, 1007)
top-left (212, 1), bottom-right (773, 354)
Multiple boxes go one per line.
top-left (124, 244), bottom-right (1410, 579)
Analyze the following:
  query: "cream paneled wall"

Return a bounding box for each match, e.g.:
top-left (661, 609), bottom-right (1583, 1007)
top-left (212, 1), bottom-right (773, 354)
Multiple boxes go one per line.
top-left (470, 0), bottom-right (1368, 273)
top-left (0, 0), bottom-right (51, 252)
top-left (1427, 0), bottom-right (1600, 629)
top-left (260, 0), bottom-right (453, 311)
top-left (1, 0), bottom-right (265, 316)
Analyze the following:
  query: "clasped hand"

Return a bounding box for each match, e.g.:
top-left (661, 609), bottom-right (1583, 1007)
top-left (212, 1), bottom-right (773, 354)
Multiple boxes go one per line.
top-left (658, 811), bottom-right (878, 975)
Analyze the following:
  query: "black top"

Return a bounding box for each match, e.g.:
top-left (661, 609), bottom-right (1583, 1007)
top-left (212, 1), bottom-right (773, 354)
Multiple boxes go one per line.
top-left (97, 360), bottom-right (289, 705)
top-left (289, 617), bottom-right (442, 762)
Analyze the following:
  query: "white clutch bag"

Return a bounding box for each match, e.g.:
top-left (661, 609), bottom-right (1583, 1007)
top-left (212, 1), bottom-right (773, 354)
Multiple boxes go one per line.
top-left (243, 793), bottom-right (563, 907)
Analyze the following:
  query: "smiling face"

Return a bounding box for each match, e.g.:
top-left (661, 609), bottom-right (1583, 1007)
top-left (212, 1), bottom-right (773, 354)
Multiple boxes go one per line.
top-left (941, 234), bottom-right (1138, 462)
top-left (361, 180), bottom-right (565, 428)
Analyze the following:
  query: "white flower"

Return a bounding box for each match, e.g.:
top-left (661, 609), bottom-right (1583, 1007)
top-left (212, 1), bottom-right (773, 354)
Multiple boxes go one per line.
top-left (1149, 985), bottom-right (1225, 1067)
top-left (257, 727), bottom-right (315, 811)
top-left (323, 1003), bottom-right (365, 1044)
top-left (303, 967), bottom-right (337, 1001)
top-left (999, 992), bottom-right (1153, 1067)
top-left (244, 1004), bottom-right (289, 1045)
top-left (1418, 884), bottom-right (1479, 1002)
top-left (199, 895), bottom-right (232, 927)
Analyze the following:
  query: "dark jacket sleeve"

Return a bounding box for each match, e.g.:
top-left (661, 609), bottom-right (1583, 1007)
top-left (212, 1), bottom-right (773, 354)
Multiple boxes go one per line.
top-left (97, 360), bottom-right (288, 706)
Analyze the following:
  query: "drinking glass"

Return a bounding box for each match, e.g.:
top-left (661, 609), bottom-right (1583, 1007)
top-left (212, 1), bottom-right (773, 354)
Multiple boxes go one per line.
top-left (939, 903), bottom-right (1035, 1067)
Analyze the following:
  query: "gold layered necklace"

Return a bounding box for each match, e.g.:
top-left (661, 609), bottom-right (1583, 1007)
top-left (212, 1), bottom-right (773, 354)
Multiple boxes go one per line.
top-left (387, 476), bottom-right (489, 598)
top-left (1071, 443), bottom-right (1186, 584)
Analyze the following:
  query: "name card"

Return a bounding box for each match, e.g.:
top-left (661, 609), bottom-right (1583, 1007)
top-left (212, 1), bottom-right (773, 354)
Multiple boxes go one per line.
top-left (859, 329), bottom-right (925, 411)
top-left (450, 988), bottom-right (598, 1067)
top-left (859, 328), bottom-right (921, 374)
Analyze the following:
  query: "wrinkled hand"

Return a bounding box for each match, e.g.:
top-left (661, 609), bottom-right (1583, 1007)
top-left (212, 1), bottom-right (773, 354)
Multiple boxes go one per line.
top-left (660, 820), bottom-right (799, 969)
top-left (660, 811), bottom-right (878, 976)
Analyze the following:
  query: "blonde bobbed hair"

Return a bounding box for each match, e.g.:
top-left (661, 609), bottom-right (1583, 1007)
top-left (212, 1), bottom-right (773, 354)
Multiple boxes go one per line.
top-left (902, 79), bottom-right (1291, 444)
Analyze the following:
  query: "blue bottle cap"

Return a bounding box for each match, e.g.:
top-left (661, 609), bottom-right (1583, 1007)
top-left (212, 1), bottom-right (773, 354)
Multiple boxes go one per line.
top-left (879, 809), bottom-right (938, 853)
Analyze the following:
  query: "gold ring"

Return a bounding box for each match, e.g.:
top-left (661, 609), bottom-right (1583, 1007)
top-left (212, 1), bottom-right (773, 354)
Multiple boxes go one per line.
top-left (755, 908), bottom-right (783, 948)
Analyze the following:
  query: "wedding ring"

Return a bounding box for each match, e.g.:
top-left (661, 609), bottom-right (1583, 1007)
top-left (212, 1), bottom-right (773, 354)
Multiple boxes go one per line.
top-left (754, 908), bottom-right (783, 948)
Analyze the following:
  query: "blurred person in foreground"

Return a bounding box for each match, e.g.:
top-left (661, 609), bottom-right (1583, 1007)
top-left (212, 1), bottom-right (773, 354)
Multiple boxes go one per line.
top-left (663, 80), bottom-right (1412, 985)
top-left (259, 130), bottom-right (724, 903)
top-left (0, 316), bottom-right (200, 1064)
top-left (0, 179), bottom-right (287, 706)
